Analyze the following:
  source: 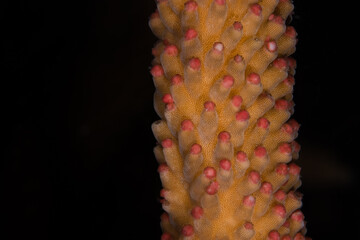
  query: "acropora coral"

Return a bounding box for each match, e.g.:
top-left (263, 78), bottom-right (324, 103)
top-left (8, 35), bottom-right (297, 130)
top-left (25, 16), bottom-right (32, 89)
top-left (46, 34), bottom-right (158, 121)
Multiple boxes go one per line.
top-left (149, 0), bottom-right (308, 239)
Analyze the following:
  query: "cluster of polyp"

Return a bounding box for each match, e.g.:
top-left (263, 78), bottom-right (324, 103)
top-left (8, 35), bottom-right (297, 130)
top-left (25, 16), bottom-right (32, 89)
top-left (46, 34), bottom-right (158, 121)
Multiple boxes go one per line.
top-left (150, 0), bottom-right (309, 239)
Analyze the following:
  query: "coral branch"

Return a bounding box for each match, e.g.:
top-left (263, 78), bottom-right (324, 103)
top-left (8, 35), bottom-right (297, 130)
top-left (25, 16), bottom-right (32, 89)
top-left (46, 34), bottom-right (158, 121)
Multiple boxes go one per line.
top-left (149, 0), bottom-right (307, 238)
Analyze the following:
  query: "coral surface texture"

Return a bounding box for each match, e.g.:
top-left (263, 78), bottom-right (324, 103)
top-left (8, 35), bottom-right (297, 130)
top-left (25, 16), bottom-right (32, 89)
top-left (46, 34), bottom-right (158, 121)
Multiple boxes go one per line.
top-left (149, 0), bottom-right (308, 239)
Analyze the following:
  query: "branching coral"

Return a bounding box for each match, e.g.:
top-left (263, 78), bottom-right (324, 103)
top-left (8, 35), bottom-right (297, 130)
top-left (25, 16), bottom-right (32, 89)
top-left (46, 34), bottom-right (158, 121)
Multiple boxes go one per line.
top-left (149, 0), bottom-right (308, 239)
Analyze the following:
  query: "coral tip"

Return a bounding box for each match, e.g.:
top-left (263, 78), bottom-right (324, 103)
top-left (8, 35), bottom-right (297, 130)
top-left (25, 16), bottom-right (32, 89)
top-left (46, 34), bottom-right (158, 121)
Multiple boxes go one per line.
top-left (151, 47), bottom-right (158, 57)
top-left (206, 181), bottom-right (220, 195)
top-left (273, 204), bottom-right (286, 218)
top-left (236, 110), bottom-right (250, 121)
top-left (247, 73), bottom-right (261, 84)
top-left (292, 141), bottom-right (301, 153)
top-left (284, 75), bottom-right (295, 86)
top-left (282, 220), bottom-right (290, 228)
top-left (222, 75), bottom-right (234, 88)
top-left (243, 195), bottom-right (256, 207)
top-left (291, 210), bottom-right (304, 222)
top-left (236, 151), bottom-right (248, 162)
top-left (164, 45), bottom-right (178, 56)
top-left (233, 21), bottom-right (243, 31)
top-left (274, 189), bottom-right (287, 201)
top-left (273, 58), bottom-right (288, 70)
top-left (184, 0), bottom-right (198, 12)
top-left (160, 188), bottom-right (167, 198)
top-left (281, 235), bottom-right (291, 240)
top-left (162, 94), bottom-right (174, 104)
top-left (260, 182), bottom-right (273, 195)
top-left (288, 100), bottom-right (295, 110)
top-left (234, 54), bottom-right (244, 63)
top-left (285, 26), bottom-right (297, 38)
top-left (191, 206), bottom-right (204, 219)
top-left (250, 3), bottom-right (262, 16)
top-left (215, 0), bottom-right (226, 5)
top-left (232, 95), bottom-right (243, 107)
top-left (266, 40), bottom-right (278, 52)
top-left (150, 11), bottom-right (160, 20)
top-left (158, 163), bottom-right (169, 173)
top-left (279, 143), bottom-right (292, 154)
top-left (182, 225), bottom-right (194, 237)
top-left (162, 39), bottom-right (170, 46)
top-left (288, 119), bottom-right (300, 131)
top-left (204, 167), bottom-right (217, 179)
top-left (190, 144), bottom-right (202, 154)
top-left (171, 74), bottom-right (183, 85)
top-left (248, 171), bottom-right (260, 184)
top-left (267, 230), bottom-right (280, 240)
top-left (165, 103), bottom-right (175, 111)
top-left (213, 42), bottom-right (224, 53)
top-left (150, 65), bottom-right (164, 77)
top-left (185, 29), bottom-right (198, 40)
top-left (218, 131), bottom-right (231, 142)
top-left (275, 99), bottom-right (289, 110)
top-left (161, 233), bottom-right (172, 240)
top-left (287, 57), bottom-right (297, 69)
top-left (188, 57), bottom-right (201, 70)
top-left (181, 119), bottom-right (194, 131)
top-left (289, 191), bottom-right (303, 201)
top-left (294, 233), bottom-right (306, 240)
top-left (257, 118), bottom-right (270, 129)
top-left (244, 222), bottom-right (253, 230)
top-left (254, 146), bottom-right (267, 158)
top-left (288, 163), bottom-right (301, 175)
top-left (204, 101), bottom-right (216, 111)
top-left (276, 163), bottom-right (289, 175)
top-left (282, 123), bottom-right (294, 134)
top-left (161, 139), bottom-right (173, 148)
top-left (268, 14), bottom-right (284, 24)
top-left (220, 159), bottom-right (231, 170)
top-left (160, 212), bottom-right (169, 221)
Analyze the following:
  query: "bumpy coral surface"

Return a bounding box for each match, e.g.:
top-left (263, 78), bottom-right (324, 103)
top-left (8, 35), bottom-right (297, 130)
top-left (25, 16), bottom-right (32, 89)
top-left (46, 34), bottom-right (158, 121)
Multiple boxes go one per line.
top-left (149, 0), bottom-right (308, 239)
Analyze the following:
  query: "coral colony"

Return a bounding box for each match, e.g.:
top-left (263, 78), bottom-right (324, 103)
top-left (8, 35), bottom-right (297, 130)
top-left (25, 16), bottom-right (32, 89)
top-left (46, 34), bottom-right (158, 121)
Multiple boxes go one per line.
top-left (149, 0), bottom-right (309, 239)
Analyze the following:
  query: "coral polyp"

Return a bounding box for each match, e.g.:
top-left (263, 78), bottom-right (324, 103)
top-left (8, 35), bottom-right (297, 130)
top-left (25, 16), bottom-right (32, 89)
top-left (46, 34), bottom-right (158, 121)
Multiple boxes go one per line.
top-left (149, 0), bottom-right (308, 239)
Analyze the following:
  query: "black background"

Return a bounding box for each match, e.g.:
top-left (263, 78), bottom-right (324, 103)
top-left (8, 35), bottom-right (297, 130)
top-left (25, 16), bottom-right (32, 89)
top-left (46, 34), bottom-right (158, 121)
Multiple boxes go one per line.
top-left (2, 0), bottom-right (359, 239)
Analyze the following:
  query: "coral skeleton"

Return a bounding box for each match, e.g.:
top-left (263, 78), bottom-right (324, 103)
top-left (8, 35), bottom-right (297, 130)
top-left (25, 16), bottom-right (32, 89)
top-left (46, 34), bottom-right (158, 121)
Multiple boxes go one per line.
top-left (149, 0), bottom-right (308, 239)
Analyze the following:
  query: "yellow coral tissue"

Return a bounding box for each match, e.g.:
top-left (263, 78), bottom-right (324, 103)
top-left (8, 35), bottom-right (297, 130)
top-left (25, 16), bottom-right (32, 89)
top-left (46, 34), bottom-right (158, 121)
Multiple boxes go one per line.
top-left (149, 0), bottom-right (309, 239)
